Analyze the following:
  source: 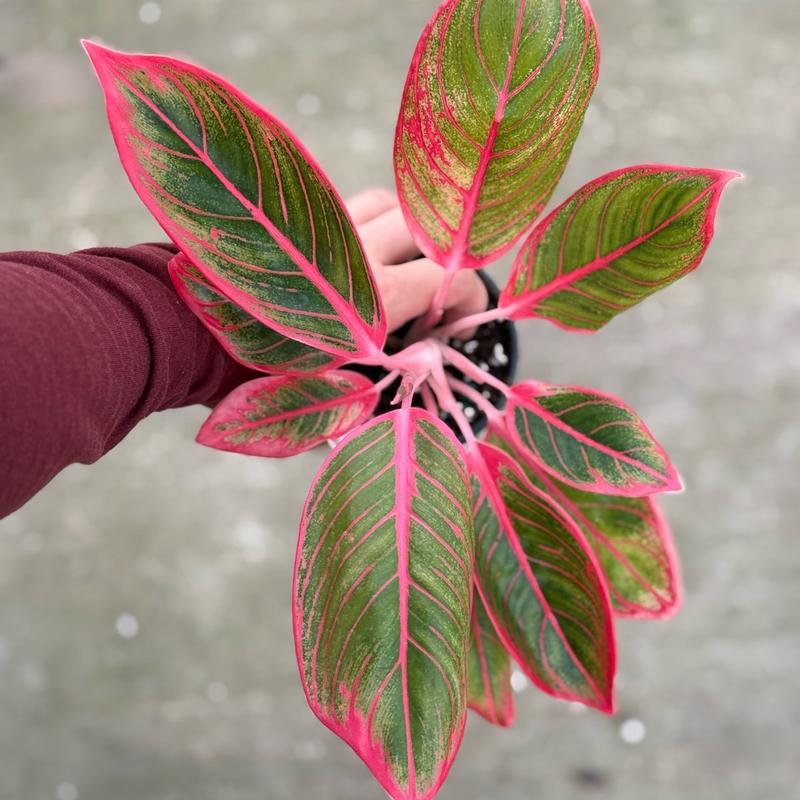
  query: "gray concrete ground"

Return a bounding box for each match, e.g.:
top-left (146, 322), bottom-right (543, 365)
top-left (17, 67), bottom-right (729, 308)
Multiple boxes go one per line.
top-left (1, 0), bottom-right (798, 798)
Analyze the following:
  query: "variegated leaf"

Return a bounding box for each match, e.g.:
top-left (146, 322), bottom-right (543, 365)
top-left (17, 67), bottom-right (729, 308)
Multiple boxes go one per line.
top-left (395, 0), bottom-right (598, 269)
top-left (551, 480), bottom-right (681, 618)
top-left (470, 441), bottom-right (615, 712)
top-left (85, 41), bottom-right (385, 359)
top-left (169, 253), bottom-right (338, 375)
top-left (501, 166), bottom-right (739, 330)
top-left (488, 430), bottom-right (680, 618)
top-left (197, 371), bottom-right (378, 458)
top-left (467, 589), bottom-right (515, 727)
top-left (507, 381), bottom-right (681, 496)
top-left (294, 408), bottom-right (474, 800)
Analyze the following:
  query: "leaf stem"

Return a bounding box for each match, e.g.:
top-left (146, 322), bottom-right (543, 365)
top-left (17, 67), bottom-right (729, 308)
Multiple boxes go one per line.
top-left (428, 363), bottom-right (478, 450)
top-left (436, 304), bottom-right (510, 340)
top-left (421, 263), bottom-right (459, 331)
top-left (446, 376), bottom-right (502, 425)
top-left (419, 382), bottom-right (439, 417)
top-left (373, 370), bottom-right (401, 394)
top-left (351, 349), bottom-right (396, 370)
top-left (439, 343), bottom-right (512, 398)
top-left (405, 250), bottom-right (463, 343)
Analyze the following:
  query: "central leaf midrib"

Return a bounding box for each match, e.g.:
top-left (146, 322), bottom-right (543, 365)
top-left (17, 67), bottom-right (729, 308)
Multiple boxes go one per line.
top-left (393, 407), bottom-right (418, 794)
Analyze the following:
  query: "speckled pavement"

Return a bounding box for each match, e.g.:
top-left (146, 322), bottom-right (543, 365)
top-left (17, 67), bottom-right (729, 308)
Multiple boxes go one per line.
top-left (1, 1), bottom-right (798, 798)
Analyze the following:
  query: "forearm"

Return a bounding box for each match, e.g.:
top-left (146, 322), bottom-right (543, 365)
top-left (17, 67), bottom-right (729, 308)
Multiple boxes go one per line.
top-left (0, 243), bottom-right (255, 518)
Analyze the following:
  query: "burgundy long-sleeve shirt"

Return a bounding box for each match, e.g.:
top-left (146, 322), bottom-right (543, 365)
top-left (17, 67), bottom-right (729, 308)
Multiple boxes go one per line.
top-left (0, 243), bottom-right (257, 519)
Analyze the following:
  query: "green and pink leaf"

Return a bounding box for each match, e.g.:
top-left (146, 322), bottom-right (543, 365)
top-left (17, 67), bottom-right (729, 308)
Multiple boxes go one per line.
top-left (501, 165), bottom-right (739, 330)
top-left (506, 381), bottom-right (681, 496)
top-left (469, 441), bottom-right (615, 712)
top-left (197, 371), bottom-right (379, 458)
top-left (85, 41), bottom-right (385, 359)
top-left (554, 481), bottom-right (681, 618)
top-left (169, 253), bottom-right (339, 374)
top-left (294, 407), bottom-right (474, 800)
top-left (467, 589), bottom-right (515, 726)
top-left (395, 0), bottom-right (599, 270)
top-left (487, 429), bottom-right (680, 618)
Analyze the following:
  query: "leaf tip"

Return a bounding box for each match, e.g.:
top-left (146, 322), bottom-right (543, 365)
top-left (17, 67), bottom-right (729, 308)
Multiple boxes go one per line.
top-left (716, 169), bottom-right (744, 185)
top-left (664, 469), bottom-right (685, 494)
top-left (493, 701), bottom-right (516, 728)
top-left (81, 38), bottom-right (127, 87)
top-left (81, 38), bottom-right (113, 66)
top-left (654, 592), bottom-right (683, 621)
top-left (597, 691), bottom-right (616, 716)
top-left (587, 671), bottom-right (616, 716)
top-left (195, 417), bottom-right (223, 451)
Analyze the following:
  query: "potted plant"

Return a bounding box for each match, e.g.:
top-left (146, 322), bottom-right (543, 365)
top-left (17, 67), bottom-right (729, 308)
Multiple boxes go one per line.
top-left (83, 0), bottom-right (736, 797)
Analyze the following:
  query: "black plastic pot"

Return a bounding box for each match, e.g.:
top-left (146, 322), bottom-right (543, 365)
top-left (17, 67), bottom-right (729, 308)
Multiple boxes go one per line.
top-left (353, 271), bottom-right (518, 442)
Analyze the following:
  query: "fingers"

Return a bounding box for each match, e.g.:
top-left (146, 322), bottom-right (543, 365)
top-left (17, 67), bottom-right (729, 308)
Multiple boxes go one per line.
top-left (359, 207), bottom-right (421, 265)
top-left (441, 270), bottom-right (489, 338)
top-left (376, 258), bottom-right (488, 335)
top-left (345, 187), bottom-right (397, 226)
top-left (346, 188), bottom-right (419, 264)
top-left (375, 259), bottom-right (440, 332)
top-left (346, 188), bottom-right (489, 337)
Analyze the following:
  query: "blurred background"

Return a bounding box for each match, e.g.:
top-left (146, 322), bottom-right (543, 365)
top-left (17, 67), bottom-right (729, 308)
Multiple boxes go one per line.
top-left (1, 0), bottom-right (798, 798)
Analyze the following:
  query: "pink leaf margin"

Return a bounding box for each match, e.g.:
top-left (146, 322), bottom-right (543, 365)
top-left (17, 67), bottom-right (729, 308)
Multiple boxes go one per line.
top-left (468, 594), bottom-right (516, 727)
top-left (83, 40), bottom-right (387, 360)
top-left (507, 380), bottom-right (683, 497)
top-left (622, 495), bottom-right (683, 621)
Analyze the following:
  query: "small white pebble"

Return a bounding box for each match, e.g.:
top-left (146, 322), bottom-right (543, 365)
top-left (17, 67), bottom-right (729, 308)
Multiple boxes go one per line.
top-left (296, 93), bottom-right (320, 116)
top-left (492, 343), bottom-right (509, 366)
top-left (115, 613), bottom-right (139, 640)
top-left (138, 2), bottom-right (162, 24)
top-left (56, 783), bottom-right (78, 800)
top-left (619, 718), bottom-right (646, 745)
top-left (464, 406), bottom-right (476, 421)
top-left (463, 341), bottom-right (479, 355)
top-left (510, 669), bottom-right (528, 693)
top-left (206, 681), bottom-right (229, 703)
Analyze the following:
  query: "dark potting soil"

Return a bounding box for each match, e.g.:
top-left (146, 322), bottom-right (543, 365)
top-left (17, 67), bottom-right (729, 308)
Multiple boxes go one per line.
top-left (352, 272), bottom-right (518, 441)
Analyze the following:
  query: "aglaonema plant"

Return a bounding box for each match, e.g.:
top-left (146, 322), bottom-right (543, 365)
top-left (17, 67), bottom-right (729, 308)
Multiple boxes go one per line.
top-left (84, 0), bottom-right (737, 797)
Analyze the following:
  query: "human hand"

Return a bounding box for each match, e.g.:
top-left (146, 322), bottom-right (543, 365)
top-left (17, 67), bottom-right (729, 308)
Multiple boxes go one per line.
top-left (347, 188), bottom-right (488, 335)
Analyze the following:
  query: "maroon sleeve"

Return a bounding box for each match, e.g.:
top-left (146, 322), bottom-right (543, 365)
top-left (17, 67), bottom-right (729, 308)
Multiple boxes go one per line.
top-left (0, 243), bottom-right (258, 519)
